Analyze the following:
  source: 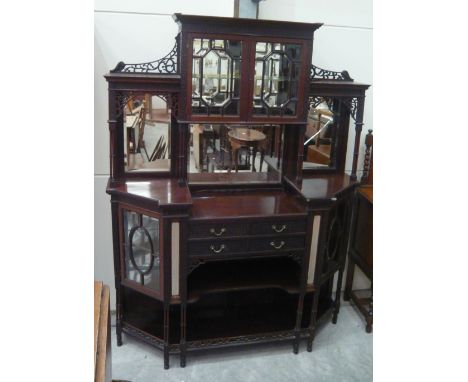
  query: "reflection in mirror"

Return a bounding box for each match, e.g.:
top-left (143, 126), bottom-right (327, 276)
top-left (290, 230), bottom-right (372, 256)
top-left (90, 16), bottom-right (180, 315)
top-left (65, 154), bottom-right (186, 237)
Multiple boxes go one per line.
top-left (253, 42), bottom-right (302, 116)
top-left (188, 124), bottom-right (283, 184)
top-left (191, 38), bottom-right (242, 116)
top-left (124, 93), bottom-right (171, 172)
top-left (303, 98), bottom-right (335, 169)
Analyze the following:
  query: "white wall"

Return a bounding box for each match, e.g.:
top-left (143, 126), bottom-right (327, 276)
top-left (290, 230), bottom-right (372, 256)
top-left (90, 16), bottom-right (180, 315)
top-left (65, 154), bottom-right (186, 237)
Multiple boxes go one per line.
top-left (259, 0), bottom-right (373, 176)
top-left (94, 1), bottom-right (235, 309)
top-left (94, 0), bottom-right (372, 309)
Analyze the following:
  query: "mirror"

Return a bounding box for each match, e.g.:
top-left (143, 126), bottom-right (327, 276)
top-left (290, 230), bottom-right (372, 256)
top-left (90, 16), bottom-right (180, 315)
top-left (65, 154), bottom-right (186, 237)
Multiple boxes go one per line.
top-left (191, 38), bottom-right (242, 116)
top-left (188, 124), bottom-right (283, 184)
top-left (253, 42), bottom-right (302, 116)
top-left (303, 98), bottom-right (336, 169)
top-left (123, 93), bottom-right (171, 173)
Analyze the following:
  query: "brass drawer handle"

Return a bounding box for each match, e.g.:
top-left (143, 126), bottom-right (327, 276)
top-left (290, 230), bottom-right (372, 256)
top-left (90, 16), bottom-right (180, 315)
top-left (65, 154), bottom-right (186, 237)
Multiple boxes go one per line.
top-left (210, 227), bottom-right (226, 237)
top-left (210, 244), bottom-right (226, 254)
top-left (272, 224), bottom-right (286, 233)
top-left (270, 241), bottom-right (285, 250)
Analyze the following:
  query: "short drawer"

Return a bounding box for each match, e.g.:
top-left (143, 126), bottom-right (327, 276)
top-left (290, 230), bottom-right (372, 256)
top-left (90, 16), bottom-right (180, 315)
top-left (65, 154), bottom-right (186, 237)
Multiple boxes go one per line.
top-left (189, 221), bottom-right (247, 239)
top-left (250, 219), bottom-right (307, 235)
top-left (249, 236), bottom-right (306, 252)
top-left (188, 239), bottom-right (247, 257)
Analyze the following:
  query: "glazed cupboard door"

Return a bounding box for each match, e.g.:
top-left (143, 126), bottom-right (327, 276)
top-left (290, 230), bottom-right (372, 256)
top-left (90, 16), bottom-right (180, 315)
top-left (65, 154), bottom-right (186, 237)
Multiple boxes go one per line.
top-left (119, 205), bottom-right (163, 298)
top-left (189, 35), bottom-right (246, 120)
top-left (249, 39), bottom-right (309, 122)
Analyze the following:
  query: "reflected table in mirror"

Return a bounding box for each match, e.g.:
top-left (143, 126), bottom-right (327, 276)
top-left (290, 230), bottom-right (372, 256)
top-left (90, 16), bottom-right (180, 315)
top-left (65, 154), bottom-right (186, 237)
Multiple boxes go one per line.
top-left (228, 128), bottom-right (267, 172)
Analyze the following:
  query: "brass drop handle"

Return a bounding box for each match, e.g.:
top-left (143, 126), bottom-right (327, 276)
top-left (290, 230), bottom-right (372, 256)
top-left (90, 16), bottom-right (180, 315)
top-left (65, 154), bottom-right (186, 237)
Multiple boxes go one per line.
top-left (272, 224), bottom-right (286, 233)
top-left (270, 241), bottom-right (285, 250)
top-left (210, 227), bottom-right (226, 237)
top-left (210, 244), bottom-right (226, 254)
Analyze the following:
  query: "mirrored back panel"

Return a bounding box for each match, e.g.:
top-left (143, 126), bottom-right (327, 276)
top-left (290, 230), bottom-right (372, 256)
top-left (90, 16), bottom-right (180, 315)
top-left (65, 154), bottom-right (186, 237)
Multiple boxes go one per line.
top-left (303, 97), bottom-right (337, 170)
top-left (188, 124), bottom-right (283, 184)
top-left (123, 94), bottom-right (171, 173)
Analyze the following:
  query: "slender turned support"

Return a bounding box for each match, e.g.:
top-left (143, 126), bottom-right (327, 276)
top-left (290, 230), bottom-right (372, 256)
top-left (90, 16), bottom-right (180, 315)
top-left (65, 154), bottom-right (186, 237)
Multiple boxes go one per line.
top-left (307, 211), bottom-right (330, 352)
top-left (177, 121), bottom-right (188, 185)
top-left (163, 219), bottom-right (171, 370)
top-left (344, 256), bottom-right (355, 301)
top-left (180, 220), bottom-right (187, 367)
top-left (350, 96), bottom-right (366, 181)
top-left (110, 200), bottom-right (123, 346)
top-left (108, 90), bottom-right (117, 180)
top-left (366, 284), bottom-right (373, 333)
top-left (293, 208), bottom-right (316, 353)
top-left (333, 195), bottom-right (353, 324)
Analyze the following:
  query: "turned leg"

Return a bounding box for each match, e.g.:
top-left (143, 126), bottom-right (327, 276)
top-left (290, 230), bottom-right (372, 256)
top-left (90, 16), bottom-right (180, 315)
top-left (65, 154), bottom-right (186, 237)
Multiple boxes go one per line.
top-left (332, 268), bottom-right (345, 324)
top-left (252, 147), bottom-right (257, 172)
top-left (259, 149), bottom-right (265, 172)
top-left (343, 258), bottom-right (355, 301)
top-left (116, 295), bottom-right (123, 346)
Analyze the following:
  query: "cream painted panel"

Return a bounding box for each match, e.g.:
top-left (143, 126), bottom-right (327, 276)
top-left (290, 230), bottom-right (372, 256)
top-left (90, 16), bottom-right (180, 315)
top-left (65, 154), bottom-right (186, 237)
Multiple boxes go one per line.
top-left (95, 0), bottom-right (235, 17)
top-left (94, 13), bottom-right (178, 175)
top-left (94, 175), bottom-right (116, 309)
top-left (307, 215), bottom-right (321, 284)
top-left (171, 222), bottom-right (180, 296)
top-left (259, 0), bottom-right (372, 29)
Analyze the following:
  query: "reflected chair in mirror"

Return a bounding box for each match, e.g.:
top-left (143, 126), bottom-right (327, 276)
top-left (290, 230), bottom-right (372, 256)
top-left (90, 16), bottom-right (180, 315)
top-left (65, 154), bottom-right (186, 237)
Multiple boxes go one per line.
top-left (344, 129), bottom-right (373, 332)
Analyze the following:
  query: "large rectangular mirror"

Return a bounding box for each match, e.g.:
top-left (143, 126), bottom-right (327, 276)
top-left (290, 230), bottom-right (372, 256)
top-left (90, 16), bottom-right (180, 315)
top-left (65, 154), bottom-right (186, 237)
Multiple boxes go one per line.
top-left (123, 93), bottom-right (171, 173)
top-left (188, 124), bottom-right (283, 184)
top-left (303, 97), bottom-right (336, 170)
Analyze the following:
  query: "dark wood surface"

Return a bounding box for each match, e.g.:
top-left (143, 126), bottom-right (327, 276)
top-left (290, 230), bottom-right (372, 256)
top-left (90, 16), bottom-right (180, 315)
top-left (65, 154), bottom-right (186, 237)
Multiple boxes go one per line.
top-left (190, 190), bottom-right (306, 220)
top-left (104, 12), bottom-right (371, 368)
top-left (299, 173), bottom-right (358, 201)
top-left (107, 178), bottom-right (192, 208)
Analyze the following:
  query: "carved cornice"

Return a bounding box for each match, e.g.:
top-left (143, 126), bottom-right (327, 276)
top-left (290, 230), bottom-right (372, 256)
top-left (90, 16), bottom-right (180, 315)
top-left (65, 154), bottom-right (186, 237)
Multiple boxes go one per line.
top-left (111, 40), bottom-right (178, 74)
top-left (310, 65), bottom-right (353, 81)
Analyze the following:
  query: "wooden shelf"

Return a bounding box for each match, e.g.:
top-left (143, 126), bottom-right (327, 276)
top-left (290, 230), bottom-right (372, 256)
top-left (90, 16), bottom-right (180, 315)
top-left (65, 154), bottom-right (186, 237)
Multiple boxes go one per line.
top-left (188, 257), bottom-right (302, 303)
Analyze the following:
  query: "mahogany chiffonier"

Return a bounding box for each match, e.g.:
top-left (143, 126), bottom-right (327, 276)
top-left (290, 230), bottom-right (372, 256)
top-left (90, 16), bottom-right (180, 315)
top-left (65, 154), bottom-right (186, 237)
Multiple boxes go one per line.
top-left (104, 14), bottom-right (370, 369)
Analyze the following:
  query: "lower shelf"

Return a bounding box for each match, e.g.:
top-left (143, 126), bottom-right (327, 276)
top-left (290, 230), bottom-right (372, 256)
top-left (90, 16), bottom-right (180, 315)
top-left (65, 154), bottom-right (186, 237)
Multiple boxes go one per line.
top-left (120, 284), bottom-right (336, 350)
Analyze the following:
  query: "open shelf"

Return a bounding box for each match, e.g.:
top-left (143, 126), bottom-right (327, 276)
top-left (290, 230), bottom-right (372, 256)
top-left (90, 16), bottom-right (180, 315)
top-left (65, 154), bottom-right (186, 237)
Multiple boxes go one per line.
top-left (188, 257), bottom-right (301, 302)
top-left (186, 288), bottom-right (298, 342)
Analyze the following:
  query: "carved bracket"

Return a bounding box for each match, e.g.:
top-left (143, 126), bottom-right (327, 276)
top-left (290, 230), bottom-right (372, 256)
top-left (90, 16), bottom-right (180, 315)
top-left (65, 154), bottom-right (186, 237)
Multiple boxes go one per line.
top-left (340, 97), bottom-right (358, 121)
top-left (310, 65), bottom-right (353, 81)
top-left (111, 39), bottom-right (178, 74)
top-left (308, 96), bottom-right (334, 111)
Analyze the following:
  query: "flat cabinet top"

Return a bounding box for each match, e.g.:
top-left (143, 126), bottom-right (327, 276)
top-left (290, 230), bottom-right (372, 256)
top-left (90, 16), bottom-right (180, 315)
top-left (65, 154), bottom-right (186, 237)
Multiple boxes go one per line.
top-left (173, 13), bottom-right (322, 38)
top-left (299, 174), bottom-right (358, 201)
top-left (107, 179), bottom-right (192, 207)
top-left (190, 190), bottom-right (307, 220)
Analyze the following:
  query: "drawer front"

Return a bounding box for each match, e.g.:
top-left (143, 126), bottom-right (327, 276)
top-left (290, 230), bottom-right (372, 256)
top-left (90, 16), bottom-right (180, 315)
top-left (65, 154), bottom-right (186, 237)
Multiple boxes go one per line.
top-left (249, 236), bottom-right (306, 252)
top-left (189, 221), bottom-right (247, 239)
top-left (189, 239), bottom-right (247, 257)
top-left (250, 219), bottom-right (306, 235)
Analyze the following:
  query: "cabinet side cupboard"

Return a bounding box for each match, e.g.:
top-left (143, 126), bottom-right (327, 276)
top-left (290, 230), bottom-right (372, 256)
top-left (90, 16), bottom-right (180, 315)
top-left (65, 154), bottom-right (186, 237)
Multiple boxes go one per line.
top-left (104, 13), bottom-right (370, 369)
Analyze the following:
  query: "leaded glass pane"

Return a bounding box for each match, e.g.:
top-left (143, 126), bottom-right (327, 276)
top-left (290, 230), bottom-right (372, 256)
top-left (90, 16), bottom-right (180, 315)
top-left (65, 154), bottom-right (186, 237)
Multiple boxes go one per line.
top-left (253, 42), bottom-right (302, 117)
top-left (123, 209), bottom-right (160, 292)
top-left (191, 38), bottom-right (242, 116)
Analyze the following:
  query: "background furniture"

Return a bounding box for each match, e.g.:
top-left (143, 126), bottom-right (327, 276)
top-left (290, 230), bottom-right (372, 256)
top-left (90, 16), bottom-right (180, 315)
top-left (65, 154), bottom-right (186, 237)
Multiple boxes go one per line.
top-left (344, 130), bottom-right (373, 332)
top-left (228, 127), bottom-right (266, 172)
top-left (94, 281), bottom-right (112, 382)
top-left (104, 13), bottom-right (370, 369)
